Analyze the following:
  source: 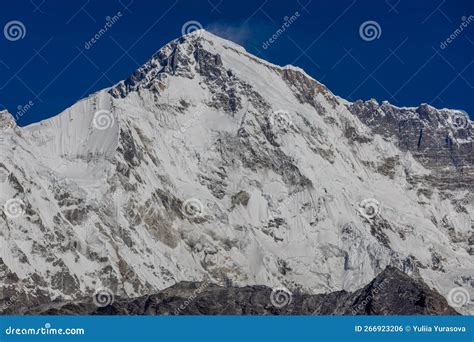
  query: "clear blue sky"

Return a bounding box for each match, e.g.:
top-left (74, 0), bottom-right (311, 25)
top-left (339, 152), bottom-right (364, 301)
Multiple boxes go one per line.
top-left (1, 0), bottom-right (473, 126)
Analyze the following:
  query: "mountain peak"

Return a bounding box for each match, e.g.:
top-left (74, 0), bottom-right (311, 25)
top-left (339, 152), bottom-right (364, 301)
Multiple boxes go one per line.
top-left (181, 28), bottom-right (219, 40)
top-left (180, 28), bottom-right (245, 50)
top-left (109, 29), bottom-right (334, 106)
top-left (1, 27), bottom-right (472, 314)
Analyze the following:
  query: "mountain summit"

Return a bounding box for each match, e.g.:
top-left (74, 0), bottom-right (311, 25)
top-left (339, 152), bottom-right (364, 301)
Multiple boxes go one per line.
top-left (0, 30), bottom-right (472, 314)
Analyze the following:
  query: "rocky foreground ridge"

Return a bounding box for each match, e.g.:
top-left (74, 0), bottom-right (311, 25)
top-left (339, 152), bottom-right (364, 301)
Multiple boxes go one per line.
top-left (2, 267), bottom-right (459, 315)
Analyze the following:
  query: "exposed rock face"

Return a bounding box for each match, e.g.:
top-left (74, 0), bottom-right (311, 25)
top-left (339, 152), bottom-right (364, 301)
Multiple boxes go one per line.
top-left (3, 267), bottom-right (459, 315)
top-left (0, 30), bottom-right (472, 315)
top-left (347, 100), bottom-right (473, 191)
top-left (0, 111), bottom-right (17, 130)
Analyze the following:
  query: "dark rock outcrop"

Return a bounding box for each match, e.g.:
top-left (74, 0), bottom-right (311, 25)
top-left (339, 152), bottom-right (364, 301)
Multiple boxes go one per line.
top-left (2, 266), bottom-right (459, 315)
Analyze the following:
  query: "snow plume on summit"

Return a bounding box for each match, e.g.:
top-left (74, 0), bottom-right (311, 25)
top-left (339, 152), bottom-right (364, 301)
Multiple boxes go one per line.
top-left (0, 30), bottom-right (472, 314)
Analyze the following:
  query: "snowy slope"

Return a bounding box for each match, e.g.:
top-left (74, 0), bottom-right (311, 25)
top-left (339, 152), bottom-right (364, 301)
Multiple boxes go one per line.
top-left (0, 30), bottom-right (472, 313)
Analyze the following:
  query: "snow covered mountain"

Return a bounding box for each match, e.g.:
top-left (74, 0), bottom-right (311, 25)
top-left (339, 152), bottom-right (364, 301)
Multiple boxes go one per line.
top-left (0, 30), bottom-right (472, 313)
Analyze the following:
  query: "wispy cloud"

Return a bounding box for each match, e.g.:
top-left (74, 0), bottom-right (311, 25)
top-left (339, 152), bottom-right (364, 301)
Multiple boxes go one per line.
top-left (205, 22), bottom-right (254, 45)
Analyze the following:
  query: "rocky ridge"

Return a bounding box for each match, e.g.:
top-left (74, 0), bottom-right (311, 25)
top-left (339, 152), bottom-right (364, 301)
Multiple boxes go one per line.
top-left (2, 267), bottom-right (460, 315)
